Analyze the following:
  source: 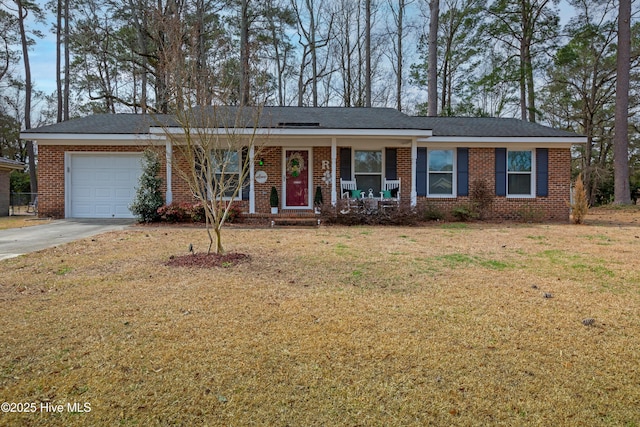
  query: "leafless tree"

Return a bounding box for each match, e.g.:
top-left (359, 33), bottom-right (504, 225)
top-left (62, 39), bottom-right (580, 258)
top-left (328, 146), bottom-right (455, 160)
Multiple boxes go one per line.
top-left (163, 105), bottom-right (266, 254)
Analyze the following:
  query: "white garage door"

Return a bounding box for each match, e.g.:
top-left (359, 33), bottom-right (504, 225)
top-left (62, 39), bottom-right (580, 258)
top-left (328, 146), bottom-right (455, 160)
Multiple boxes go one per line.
top-left (69, 154), bottom-right (143, 218)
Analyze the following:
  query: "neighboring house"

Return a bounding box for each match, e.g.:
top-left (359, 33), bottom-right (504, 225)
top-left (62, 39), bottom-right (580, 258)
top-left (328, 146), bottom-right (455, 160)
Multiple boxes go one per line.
top-left (0, 158), bottom-right (25, 216)
top-left (21, 107), bottom-right (586, 221)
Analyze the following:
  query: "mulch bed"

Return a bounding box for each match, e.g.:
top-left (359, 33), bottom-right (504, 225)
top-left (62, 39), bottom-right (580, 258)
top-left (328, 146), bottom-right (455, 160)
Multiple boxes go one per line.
top-left (165, 252), bottom-right (251, 268)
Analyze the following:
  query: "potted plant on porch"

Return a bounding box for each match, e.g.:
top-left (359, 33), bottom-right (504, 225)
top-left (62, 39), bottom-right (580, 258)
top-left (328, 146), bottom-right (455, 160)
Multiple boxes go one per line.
top-left (270, 186), bottom-right (279, 214)
top-left (314, 186), bottom-right (323, 214)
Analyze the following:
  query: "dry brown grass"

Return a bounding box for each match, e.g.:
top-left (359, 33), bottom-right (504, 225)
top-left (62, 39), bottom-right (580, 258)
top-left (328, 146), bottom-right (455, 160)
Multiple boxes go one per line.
top-left (1, 207), bottom-right (639, 426)
top-left (0, 216), bottom-right (51, 230)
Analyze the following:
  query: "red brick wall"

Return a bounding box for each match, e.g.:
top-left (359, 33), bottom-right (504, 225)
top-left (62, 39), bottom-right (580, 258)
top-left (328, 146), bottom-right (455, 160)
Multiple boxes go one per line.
top-left (397, 147), bottom-right (411, 202)
top-left (414, 147), bottom-right (571, 221)
top-left (312, 147), bottom-right (331, 209)
top-left (0, 170), bottom-right (10, 216)
top-left (39, 144), bottom-right (572, 221)
top-left (37, 145), bottom-right (145, 218)
top-left (253, 146), bottom-right (282, 212)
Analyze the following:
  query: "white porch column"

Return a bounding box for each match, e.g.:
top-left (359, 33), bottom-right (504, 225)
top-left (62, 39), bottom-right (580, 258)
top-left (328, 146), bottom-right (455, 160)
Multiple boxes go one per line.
top-left (249, 145), bottom-right (255, 214)
top-left (165, 140), bottom-right (173, 204)
top-left (331, 138), bottom-right (337, 206)
top-left (411, 138), bottom-right (417, 207)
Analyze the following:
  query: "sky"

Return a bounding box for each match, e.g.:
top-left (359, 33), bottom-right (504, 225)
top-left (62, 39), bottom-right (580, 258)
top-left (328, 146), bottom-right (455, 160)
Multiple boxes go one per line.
top-left (23, 0), bottom-right (577, 102)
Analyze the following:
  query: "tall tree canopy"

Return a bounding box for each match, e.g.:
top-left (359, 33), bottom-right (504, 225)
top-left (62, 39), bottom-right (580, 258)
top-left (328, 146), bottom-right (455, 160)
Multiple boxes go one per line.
top-left (1, 0), bottom-right (638, 204)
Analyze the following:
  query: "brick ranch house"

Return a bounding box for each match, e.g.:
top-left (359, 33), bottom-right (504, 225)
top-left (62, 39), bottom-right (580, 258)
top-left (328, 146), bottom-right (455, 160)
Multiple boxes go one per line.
top-left (21, 106), bottom-right (586, 221)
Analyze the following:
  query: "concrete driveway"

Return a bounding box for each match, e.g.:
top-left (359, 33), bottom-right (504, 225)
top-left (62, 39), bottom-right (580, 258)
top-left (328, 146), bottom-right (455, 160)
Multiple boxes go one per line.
top-left (0, 219), bottom-right (134, 261)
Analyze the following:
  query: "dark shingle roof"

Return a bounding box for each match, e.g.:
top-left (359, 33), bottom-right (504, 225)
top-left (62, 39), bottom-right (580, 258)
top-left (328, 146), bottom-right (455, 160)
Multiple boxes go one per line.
top-left (21, 114), bottom-right (170, 135)
top-left (0, 157), bottom-right (25, 170)
top-left (412, 116), bottom-right (581, 137)
top-left (21, 107), bottom-right (582, 138)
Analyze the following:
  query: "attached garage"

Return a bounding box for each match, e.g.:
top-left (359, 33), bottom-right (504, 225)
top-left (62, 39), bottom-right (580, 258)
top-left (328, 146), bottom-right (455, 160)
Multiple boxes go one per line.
top-left (67, 153), bottom-right (142, 218)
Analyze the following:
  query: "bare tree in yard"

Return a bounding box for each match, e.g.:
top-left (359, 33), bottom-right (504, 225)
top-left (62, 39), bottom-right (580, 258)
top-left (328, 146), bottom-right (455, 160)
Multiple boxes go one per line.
top-left (151, 10), bottom-right (267, 255)
top-left (614, 0), bottom-right (631, 205)
top-left (161, 105), bottom-right (266, 255)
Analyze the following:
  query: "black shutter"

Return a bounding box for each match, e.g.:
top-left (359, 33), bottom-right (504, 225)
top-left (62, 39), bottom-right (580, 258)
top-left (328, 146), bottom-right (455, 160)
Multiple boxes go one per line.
top-left (536, 148), bottom-right (548, 197)
top-left (385, 148), bottom-right (397, 180)
top-left (417, 147), bottom-right (427, 196)
top-left (340, 147), bottom-right (351, 180)
top-left (457, 148), bottom-right (469, 197)
top-left (241, 148), bottom-right (249, 200)
top-left (495, 148), bottom-right (506, 196)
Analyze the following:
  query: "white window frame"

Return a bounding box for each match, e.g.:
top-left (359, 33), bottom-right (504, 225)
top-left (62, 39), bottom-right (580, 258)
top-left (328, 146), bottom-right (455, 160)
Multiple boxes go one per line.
top-left (211, 149), bottom-right (242, 200)
top-left (506, 149), bottom-right (535, 198)
top-left (427, 148), bottom-right (456, 198)
top-left (353, 149), bottom-right (383, 196)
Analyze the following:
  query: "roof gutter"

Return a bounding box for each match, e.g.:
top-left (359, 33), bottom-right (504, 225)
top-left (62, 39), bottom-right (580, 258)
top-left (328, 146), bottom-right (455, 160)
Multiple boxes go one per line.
top-left (418, 136), bottom-right (588, 145)
top-left (149, 127), bottom-right (433, 138)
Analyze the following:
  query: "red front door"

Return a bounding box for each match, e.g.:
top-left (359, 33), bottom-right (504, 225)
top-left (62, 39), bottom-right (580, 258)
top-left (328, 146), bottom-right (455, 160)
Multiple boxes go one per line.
top-left (285, 150), bottom-right (309, 207)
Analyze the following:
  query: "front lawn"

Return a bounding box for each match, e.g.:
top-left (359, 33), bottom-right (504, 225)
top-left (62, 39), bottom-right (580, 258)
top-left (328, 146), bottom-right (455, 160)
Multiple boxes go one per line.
top-left (0, 208), bottom-right (638, 426)
top-left (0, 216), bottom-right (50, 230)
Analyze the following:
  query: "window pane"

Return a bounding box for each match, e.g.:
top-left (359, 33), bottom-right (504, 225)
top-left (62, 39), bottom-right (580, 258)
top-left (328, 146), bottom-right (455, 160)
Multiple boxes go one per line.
top-left (354, 150), bottom-right (382, 173)
top-left (507, 151), bottom-right (531, 172)
top-left (356, 175), bottom-right (381, 195)
top-left (215, 174), bottom-right (240, 198)
top-left (428, 150), bottom-right (453, 172)
top-left (429, 172), bottom-right (453, 195)
top-left (212, 150), bottom-right (239, 173)
top-left (508, 174), bottom-right (531, 195)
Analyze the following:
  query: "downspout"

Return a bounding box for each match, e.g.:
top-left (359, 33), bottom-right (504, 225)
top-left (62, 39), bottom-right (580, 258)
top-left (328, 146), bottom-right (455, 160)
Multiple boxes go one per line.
top-left (331, 137), bottom-right (337, 205)
top-left (165, 140), bottom-right (173, 204)
top-left (411, 138), bottom-right (417, 207)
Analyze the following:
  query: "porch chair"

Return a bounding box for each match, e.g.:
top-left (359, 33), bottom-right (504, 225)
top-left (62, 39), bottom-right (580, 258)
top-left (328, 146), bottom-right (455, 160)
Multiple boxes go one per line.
top-left (380, 178), bottom-right (401, 204)
top-left (340, 178), bottom-right (360, 199)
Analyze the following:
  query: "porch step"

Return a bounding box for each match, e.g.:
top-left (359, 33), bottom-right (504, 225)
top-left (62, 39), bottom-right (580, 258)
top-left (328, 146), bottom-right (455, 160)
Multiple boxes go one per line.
top-left (271, 216), bottom-right (321, 227)
top-left (242, 211), bottom-right (322, 227)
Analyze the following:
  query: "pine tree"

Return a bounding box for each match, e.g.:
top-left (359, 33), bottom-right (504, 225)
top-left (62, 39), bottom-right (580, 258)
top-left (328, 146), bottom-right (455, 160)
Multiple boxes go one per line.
top-left (130, 150), bottom-right (164, 223)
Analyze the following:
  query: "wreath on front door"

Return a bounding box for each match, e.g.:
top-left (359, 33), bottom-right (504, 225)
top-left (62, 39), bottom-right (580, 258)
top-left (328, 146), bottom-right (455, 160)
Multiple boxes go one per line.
top-left (286, 152), bottom-right (306, 178)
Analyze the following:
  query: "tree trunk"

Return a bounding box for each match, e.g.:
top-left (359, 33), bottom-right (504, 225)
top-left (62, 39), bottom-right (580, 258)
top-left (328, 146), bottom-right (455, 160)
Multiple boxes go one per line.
top-left (63, 0), bottom-right (69, 120)
top-left (524, 42), bottom-right (536, 123)
top-left (309, 0), bottom-right (318, 106)
top-left (365, 0), bottom-right (371, 107)
top-left (613, 0), bottom-right (631, 204)
top-left (17, 0), bottom-right (37, 195)
top-left (214, 226), bottom-right (224, 254)
top-left (427, 0), bottom-right (439, 116)
top-left (240, 0), bottom-right (251, 106)
top-left (519, 39), bottom-right (527, 121)
top-left (56, 0), bottom-right (62, 123)
top-left (396, 0), bottom-right (404, 112)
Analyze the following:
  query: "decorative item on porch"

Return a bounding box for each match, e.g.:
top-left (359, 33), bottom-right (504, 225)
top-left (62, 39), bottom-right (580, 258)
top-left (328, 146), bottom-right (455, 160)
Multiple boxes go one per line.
top-left (270, 186), bottom-right (279, 214)
top-left (314, 186), bottom-right (323, 214)
top-left (286, 152), bottom-right (305, 178)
